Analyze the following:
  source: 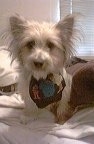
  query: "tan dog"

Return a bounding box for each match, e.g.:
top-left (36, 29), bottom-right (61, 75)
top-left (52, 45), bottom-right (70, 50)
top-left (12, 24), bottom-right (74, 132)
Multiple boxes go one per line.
top-left (7, 14), bottom-right (80, 124)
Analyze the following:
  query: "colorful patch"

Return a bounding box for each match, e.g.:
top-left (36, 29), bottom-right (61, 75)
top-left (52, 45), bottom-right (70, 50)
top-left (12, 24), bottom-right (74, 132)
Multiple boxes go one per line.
top-left (39, 80), bottom-right (55, 98)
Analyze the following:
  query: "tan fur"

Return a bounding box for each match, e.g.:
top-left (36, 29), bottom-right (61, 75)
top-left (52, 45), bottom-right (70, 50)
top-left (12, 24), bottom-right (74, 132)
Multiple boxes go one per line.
top-left (7, 14), bottom-right (81, 124)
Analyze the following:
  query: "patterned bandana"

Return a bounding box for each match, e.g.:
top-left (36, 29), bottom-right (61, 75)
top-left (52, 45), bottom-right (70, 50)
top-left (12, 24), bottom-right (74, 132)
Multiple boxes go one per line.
top-left (29, 73), bottom-right (66, 108)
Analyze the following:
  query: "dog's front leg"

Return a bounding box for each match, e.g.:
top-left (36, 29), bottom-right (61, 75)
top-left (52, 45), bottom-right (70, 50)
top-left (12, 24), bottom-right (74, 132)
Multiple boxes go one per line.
top-left (20, 102), bottom-right (39, 124)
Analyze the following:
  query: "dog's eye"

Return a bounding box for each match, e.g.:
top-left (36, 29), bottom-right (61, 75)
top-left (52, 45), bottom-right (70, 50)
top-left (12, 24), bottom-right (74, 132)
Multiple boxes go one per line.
top-left (26, 40), bottom-right (35, 49)
top-left (47, 41), bottom-right (55, 50)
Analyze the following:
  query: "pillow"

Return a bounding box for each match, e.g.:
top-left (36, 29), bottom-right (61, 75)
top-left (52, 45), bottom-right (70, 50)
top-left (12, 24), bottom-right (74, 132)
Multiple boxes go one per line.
top-left (0, 46), bottom-right (19, 95)
top-left (69, 62), bottom-right (94, 111)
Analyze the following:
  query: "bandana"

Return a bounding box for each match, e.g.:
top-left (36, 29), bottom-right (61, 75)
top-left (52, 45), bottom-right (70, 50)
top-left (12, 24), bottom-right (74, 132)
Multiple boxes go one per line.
top-left (29, 73), bottom-right (66, 108)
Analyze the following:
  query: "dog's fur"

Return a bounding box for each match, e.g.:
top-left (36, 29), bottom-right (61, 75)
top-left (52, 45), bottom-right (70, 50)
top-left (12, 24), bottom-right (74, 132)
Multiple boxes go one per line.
top-left (7, 14), bottom-right (80, 124)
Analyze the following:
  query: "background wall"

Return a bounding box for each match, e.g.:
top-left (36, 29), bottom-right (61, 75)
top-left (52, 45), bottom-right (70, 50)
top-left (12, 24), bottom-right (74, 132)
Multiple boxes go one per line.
top-left (0, 0), bottom-right (60, 45)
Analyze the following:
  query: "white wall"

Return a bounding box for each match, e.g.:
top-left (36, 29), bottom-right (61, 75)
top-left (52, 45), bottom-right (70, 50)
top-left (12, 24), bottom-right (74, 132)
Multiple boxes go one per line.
top-left (0, 0), bottom-right (60, 45)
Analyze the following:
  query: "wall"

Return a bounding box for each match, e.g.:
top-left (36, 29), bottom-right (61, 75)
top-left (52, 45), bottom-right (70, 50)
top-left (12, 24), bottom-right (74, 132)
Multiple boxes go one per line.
top-left (0, 0), bottom-right (60, 45)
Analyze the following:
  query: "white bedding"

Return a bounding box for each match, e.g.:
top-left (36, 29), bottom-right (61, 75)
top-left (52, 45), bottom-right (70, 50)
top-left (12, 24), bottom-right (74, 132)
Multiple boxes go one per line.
top-left (0, 94), bottom-right (94, 144)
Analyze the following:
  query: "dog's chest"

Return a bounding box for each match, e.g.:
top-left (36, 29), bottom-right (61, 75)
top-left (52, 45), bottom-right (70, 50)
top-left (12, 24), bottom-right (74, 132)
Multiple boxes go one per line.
top-left (29, 74), bottom-right (66, 108)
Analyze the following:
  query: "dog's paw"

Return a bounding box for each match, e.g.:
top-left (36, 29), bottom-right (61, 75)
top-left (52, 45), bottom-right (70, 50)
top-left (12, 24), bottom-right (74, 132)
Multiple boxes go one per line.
top-left (20, 112), bottom-right (39, 124)
top-left (20, 115), bottom-right (29, 124)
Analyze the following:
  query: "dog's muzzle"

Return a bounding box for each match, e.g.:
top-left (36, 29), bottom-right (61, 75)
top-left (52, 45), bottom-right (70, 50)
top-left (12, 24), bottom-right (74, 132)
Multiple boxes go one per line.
top-left (29, 73), bottom-right (66, 108)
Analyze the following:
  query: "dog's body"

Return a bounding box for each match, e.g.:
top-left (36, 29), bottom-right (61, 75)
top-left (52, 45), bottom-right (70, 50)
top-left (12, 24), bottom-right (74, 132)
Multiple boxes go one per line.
top-left (8, 14), bottom-right (80, 124)
top-left (19, 67), bottom-right (72, 123)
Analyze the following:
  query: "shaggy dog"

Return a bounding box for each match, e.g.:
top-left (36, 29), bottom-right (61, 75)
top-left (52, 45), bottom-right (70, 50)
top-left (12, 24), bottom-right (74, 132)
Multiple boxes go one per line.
top-left (7, 14), bottom-right (80, 124)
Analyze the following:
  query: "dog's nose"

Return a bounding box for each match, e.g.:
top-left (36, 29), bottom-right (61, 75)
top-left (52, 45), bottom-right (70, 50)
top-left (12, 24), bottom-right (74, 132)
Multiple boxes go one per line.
top-left (34, 61), bottom-right (44, 68)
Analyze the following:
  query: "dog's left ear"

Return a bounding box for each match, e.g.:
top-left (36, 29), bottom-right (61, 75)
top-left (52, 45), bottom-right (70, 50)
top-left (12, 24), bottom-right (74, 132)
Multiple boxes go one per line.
top-left (9, 14), bottom-right (28, 38)
top-left (55, 14), bottom-right (75, 41)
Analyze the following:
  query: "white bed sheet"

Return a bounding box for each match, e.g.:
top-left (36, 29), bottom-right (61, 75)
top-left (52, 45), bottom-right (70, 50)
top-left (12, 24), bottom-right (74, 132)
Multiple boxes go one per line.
top-left (0, 94), bottom-right (94, 144)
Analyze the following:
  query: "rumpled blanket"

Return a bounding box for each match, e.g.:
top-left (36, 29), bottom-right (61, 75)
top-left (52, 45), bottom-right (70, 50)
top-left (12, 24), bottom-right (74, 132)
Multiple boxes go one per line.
top-left (0, 94), bottom-right (94, 144)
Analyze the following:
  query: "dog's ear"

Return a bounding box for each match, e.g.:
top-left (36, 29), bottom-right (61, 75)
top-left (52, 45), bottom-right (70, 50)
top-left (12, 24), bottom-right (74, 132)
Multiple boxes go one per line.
top-left (55, 14), bottom-right (82, 60)
top-left (9, 14), bottom-right (27, 37)
top-left (56, 14), bottom-right (75, 41)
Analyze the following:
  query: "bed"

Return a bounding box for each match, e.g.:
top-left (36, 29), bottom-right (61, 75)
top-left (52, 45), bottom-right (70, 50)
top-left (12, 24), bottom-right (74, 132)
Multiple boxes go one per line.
top-left (0, 53), bottom-right (94, 144)
top-left (0, 94), bottom-right (94, 144)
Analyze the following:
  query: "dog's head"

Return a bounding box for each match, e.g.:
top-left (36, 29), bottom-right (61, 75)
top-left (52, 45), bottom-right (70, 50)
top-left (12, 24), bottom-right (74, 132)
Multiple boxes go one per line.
top-left (9, 14), bottom-right (80, 79)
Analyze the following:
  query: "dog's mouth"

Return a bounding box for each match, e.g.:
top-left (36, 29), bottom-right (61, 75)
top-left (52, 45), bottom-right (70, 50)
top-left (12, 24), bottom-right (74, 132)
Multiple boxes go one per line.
top-left (30, 59), bottom-right (61, 80)
top-left (31, 61), bottom-right (50, 79)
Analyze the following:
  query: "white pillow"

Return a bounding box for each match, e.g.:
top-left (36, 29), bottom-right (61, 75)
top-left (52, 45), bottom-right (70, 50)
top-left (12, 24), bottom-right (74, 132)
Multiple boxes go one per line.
top-left (0, 46), bottom-right (19, 87)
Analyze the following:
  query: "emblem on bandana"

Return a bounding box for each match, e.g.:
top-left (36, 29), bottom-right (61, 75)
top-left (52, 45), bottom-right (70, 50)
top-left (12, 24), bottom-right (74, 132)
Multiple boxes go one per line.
top-left (29, 74), bottom-right (66, 108)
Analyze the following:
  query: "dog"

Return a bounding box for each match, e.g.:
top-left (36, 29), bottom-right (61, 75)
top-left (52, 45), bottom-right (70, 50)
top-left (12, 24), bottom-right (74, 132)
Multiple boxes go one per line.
top-left (7, 14), bottom-right (80, 124)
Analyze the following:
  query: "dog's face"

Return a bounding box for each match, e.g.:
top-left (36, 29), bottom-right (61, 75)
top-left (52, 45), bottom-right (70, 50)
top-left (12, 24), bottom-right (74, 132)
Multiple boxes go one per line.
top-left (9, 14), bottom-right (77, 79)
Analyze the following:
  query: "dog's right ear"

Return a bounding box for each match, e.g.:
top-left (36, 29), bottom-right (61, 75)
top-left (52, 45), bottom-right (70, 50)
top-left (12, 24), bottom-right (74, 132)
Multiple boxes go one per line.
top-left (9, 14), bottom-right (27, 38)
